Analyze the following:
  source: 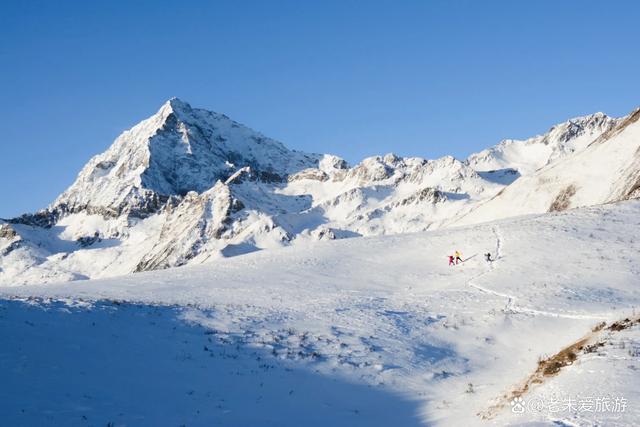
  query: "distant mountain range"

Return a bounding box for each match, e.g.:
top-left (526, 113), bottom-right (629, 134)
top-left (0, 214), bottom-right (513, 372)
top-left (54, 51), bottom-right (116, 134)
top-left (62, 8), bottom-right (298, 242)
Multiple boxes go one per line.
top-left (1, 98), bottom-right (638, 285)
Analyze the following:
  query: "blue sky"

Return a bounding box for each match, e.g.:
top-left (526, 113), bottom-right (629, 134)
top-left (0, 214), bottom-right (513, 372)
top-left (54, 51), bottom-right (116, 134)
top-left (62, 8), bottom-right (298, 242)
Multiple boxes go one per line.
top-left (1, 0), bottom-right (639, 217)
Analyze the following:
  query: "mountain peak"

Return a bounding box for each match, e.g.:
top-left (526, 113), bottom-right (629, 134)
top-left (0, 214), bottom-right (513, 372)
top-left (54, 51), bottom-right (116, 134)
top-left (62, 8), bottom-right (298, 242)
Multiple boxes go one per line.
top-left (158, 97), bottom-right (193, 119)
top-left (5, 103), bottom-right (640, 285)
top-left (167, 97), bottom-right (191, 109)
top-left (552, 111), bottom-right (611, 132)
top-left (466, 110), bottom-right (619, 175)
top-left (50, 100), bottom-right (321, 217)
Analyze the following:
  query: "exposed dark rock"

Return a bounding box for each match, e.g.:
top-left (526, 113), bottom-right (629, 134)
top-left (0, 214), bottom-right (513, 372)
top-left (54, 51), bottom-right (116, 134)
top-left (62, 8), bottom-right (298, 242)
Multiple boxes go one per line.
top-left (397, 188), bottom-right (447, 206)
top-left (1, 240), bottom-right (23, 256)
top-left (256, 170), bottom-right (285, 183)
top-left (311, 227), bottom-right (336, 241)
top-left (77, 232), bottom-right (101, 247)
top-left (9, 209), bottom-right (61, 228)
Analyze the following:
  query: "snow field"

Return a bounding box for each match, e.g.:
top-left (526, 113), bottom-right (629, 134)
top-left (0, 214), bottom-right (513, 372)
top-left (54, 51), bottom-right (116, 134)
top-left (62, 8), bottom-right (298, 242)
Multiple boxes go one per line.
top-left (2, 200), bottom-right (640, 425)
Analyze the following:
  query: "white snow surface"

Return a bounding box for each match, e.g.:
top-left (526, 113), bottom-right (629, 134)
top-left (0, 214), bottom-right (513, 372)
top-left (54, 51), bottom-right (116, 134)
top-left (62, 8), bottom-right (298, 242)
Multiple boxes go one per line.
top-left (455, 108), bottom-right (640, 226)
top-left (465, 112), bottom-right (618, 176)
top-left (53, 98), bottom-right (321, 212)
top-left (2, 200), bottom-right (640, 426)
top-left (3, 100), bottom-right (638, 286)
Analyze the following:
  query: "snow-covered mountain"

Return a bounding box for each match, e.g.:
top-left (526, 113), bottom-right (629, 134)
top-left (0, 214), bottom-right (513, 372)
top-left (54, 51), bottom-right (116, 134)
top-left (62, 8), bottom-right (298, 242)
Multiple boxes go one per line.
top-left (53, 98), bottom-right (321, 219)
top-left (1, 99), bottom-right (638, 285)
top-left (454, 108), bottom-right (640, 226)
top-left (466, 112), bottom-right (619, 177)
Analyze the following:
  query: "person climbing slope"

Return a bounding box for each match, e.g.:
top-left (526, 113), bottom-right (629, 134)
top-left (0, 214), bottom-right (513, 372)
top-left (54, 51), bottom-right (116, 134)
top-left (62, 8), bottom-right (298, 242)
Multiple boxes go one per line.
top-left (448, 255), bottom-right (455, 266)
top-left (484, 252), bottom-right (492, 262)
top-left (455, 250), bottom-right (463, 264)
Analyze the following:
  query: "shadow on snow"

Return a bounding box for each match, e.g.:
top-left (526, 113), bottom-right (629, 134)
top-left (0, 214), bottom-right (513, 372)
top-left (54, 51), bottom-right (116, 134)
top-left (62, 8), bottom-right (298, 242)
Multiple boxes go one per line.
top-left (0, 299), bottom-right (425, 427)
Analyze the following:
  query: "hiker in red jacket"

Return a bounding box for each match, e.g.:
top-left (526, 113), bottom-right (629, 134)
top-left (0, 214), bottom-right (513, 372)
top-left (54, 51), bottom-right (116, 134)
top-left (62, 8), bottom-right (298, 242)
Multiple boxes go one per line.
top-left (448, 255), bottom-right (455, 266)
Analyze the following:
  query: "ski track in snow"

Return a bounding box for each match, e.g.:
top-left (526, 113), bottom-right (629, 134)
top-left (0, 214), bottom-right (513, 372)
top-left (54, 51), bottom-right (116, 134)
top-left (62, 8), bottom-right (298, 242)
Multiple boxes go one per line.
top-left (2, 201), bottom-right (640, 426)
top-left (492, 226), bottom-right (502, 261)
top-left (466, 225), bottom-right (515, 314)
top-left (467, 225), bottom-right (607, 321)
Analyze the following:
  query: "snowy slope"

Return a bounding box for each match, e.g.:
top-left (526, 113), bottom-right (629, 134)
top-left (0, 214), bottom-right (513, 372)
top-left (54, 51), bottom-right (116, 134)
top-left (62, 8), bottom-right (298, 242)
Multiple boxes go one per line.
top-left (466, 112), bottom-right (618, 176)
top-left (51, 98), bottom-right (321, 216)
top-left (1, 100), bottom-right (639, 285)
top-left (2, 200), bottom-right (639, 426)
top-left (454, 108), bottom-right (640, 226)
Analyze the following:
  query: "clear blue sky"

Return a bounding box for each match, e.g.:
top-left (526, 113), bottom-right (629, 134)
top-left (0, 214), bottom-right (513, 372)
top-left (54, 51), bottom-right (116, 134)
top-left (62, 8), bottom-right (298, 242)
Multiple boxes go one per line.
top-left (1, 0), bottom-right (639, 217)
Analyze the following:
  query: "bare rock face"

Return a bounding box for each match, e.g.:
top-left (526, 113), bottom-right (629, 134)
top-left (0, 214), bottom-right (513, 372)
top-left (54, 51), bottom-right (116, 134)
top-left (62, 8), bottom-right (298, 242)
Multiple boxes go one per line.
top-left (77, 232), bottom-right (101, 248)
top-left (9, 209), bottom-right (61, 228)
top-left (135, 182), bottom-right (240, 271)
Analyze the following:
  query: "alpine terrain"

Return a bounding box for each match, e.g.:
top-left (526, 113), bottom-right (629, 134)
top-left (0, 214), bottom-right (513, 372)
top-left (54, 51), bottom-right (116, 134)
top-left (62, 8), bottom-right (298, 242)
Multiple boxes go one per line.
top-left (1, 99), bottom-right (640, 427)
top-left (1, 98), bottom-right (638, 285)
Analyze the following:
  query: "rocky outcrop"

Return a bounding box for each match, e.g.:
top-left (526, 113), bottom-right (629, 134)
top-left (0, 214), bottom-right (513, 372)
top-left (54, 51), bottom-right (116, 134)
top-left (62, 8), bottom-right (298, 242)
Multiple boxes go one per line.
top-left (135, 182), bottom-right (245, 272)
top-left (0, 223), bottom-right (18, 239)
top-left (549, 185), bottom-right (577, 212)
top-left (77, 232), bottom-right (101, 247)
top-left (396, 188), bottom-right (447, 206)
top-left (288, 168), bottom-right (329, 182)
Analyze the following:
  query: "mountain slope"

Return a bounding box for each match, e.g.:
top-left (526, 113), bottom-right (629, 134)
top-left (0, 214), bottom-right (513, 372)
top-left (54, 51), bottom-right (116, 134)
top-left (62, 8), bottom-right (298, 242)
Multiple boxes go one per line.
top-left (1, 100), bottom-right (639, 285)
top-left (2, 200), bottom-right (639, 426)
top-left (52, 98), bottom-right (321, 217)
top-left (454, 108), bottom-right (640, 226)
top-left (465, 112), bottom-right (618, 176)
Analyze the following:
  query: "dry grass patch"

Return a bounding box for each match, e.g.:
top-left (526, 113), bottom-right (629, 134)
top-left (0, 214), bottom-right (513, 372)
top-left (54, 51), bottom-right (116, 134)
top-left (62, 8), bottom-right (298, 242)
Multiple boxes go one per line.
top-left (479, 315), bottom-right (640, 420)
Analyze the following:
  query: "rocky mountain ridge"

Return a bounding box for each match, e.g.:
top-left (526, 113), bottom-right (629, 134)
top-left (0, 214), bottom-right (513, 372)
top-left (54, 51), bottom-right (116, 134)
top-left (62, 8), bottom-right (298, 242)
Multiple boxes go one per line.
top-left (1, 99), bottom-right (638, 285)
